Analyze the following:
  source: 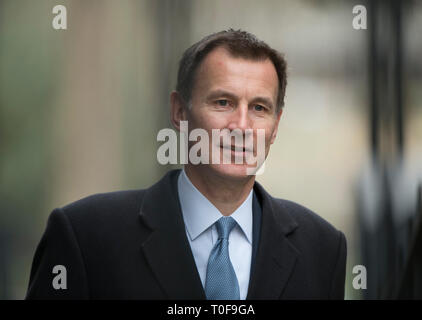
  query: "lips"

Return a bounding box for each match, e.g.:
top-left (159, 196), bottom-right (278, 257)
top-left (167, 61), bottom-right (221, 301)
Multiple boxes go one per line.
top-left (221, 145), bottom-right (252, 152)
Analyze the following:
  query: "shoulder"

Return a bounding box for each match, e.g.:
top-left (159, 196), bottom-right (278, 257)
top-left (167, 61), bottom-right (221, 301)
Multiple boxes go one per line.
top-left (274, 198), bottom-right (340, 236)
top-left (62, 189), bottom-right (145, 214)
top-left (53, 189), bottom-right (147, 230)
top-left (47, 169), bottom-right (179, 237)
top-left (270, 197), bottom-right (346, 254)
top-left (269, 197), bottom-right (347, 298)
top-left (254, 181), bottom-right (343, 241)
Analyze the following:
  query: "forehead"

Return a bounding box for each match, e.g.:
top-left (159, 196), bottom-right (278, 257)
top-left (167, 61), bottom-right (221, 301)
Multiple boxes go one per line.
top-left (193, 46), bottom-right (279, 100)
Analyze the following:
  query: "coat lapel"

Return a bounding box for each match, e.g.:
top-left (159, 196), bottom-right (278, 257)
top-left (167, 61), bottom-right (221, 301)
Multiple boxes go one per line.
top-left (247, 181), bottom-right (300, 299)
top-left (138, 169), bottom-right (300, 300)
top-left (138, 170), bottom-right (206, 299)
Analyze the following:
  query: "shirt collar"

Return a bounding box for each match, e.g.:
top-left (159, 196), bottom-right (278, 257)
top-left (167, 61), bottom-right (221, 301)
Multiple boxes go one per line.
top-left (177, 168), bottom-right (253, 243)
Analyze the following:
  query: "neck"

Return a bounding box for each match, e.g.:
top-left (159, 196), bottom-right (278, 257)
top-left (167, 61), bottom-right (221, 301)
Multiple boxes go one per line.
top-left (184, 165), bottom-right (255, 216)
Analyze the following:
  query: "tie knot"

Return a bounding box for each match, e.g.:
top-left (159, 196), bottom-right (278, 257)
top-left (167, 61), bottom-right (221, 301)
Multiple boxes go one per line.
top-left (215, 216), bottom-right (237, 239)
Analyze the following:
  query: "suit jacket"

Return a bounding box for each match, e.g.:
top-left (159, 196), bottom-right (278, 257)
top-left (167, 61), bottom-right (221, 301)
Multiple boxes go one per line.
top-left (26, 169), bottom-right (347, 299)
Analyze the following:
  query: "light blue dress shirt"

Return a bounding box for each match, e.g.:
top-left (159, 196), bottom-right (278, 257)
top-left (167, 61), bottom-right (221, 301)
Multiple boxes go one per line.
top-left (177, 168), bottom-right (253, 300)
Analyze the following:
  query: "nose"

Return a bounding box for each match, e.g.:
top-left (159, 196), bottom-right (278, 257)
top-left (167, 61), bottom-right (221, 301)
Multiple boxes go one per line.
top-left (226, 102), bottom-right (250, 132)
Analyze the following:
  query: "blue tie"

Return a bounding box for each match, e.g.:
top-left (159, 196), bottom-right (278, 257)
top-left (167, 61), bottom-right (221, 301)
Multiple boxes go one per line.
top-left (205, 216), bottom-right (240, 300)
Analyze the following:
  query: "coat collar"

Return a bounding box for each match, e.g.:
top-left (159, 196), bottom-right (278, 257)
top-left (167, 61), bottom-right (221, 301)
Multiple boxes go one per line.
top-left (246, 180), bottom-right (300, 299)
top-left (138, 169), bottom-right (205, 299)
top-left (138, 169), bottom-right (300, 299)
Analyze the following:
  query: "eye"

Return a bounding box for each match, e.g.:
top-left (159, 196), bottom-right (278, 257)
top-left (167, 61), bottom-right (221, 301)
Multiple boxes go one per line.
top-left (254, 104), bottom-right (265, 112)
top-left (216, 99), bottom-right (229, 107)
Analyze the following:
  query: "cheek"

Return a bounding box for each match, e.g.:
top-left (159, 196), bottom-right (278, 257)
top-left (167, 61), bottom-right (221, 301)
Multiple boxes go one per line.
top-left (265, 132), bottom-right (274, 148)
top-left (197, 113), bottom-right (227, 131)
top-left (253, 122), bottom-right (277, 144)
top-left (186, 110), bottom-right (205, 129)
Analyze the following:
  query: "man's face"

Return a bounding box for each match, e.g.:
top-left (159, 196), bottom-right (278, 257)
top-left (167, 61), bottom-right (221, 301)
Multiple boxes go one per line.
top-left (182, 46), bottom-right (282, 179)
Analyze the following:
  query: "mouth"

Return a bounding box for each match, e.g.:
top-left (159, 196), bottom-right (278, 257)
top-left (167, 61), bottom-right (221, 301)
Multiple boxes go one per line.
top-left (221, 145), bottom-right (252, 152)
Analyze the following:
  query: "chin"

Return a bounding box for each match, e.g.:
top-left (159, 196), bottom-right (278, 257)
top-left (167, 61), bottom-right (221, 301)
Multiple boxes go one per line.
top-left (208, 163), bottom-right (255, 180)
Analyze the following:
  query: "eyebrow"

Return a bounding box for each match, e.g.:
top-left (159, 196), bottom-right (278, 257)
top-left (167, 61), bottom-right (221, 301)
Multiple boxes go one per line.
top-left (206, 89), bottom-right (275, 110)
top-left (206, 89), bottom-right (238, 102)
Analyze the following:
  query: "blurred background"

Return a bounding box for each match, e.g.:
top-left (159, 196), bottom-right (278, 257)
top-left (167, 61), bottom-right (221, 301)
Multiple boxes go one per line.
top-left (0, 0), bottom-right (421, 299)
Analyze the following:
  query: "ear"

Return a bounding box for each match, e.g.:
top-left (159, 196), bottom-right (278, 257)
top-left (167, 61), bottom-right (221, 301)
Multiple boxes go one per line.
top-left (170, 91), bottom-right (188, 132)
top-left (270, 108), bottom-right (283, 144)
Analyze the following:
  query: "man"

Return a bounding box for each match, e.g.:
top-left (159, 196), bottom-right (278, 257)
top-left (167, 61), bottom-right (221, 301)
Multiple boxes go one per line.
top-left (26, 29), bottom-right (347, 299)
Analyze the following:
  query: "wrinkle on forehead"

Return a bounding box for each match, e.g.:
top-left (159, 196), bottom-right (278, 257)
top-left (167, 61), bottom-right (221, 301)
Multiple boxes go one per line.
top-left (192, 47), bottom-right (279, 105)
